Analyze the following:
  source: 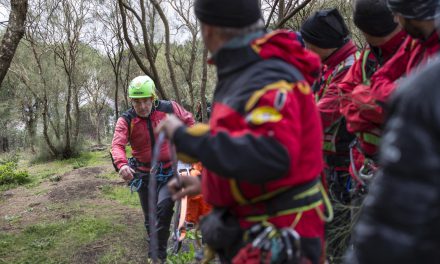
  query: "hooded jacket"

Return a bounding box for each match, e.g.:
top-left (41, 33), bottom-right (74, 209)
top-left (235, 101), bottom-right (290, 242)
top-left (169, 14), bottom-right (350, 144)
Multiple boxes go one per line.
top-left (173, 30), bottom-right (326, 239)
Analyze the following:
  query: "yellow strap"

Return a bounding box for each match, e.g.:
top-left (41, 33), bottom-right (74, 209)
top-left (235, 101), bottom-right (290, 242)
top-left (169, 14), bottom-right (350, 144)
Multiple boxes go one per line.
top-left (229, 179), bottom-right (249, 205)
top-left (245, 80), bottom-right (295, 112)
top-left (318, 183), bottom-right (334, 222)
top-left (245, 200), bottom-right (324, 222)
top-left (293, 183), bottom-right (320, 199)
top-left (290, 211), bottom-right (303, 229)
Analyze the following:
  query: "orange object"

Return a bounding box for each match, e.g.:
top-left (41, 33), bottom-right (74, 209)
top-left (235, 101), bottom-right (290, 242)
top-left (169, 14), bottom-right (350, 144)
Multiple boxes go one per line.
top-left (185, 163), bottom-right (212, 224)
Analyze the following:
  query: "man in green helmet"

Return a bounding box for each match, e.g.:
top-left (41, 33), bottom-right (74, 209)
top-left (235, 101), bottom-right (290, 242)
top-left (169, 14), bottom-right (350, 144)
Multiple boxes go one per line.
top-left (111, 75), bottom-right (195, 262)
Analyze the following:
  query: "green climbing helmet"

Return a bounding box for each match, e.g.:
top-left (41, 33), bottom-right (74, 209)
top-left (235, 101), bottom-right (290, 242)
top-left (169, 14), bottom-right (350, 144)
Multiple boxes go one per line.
top-left (128, 75), bottom-right (156, 99)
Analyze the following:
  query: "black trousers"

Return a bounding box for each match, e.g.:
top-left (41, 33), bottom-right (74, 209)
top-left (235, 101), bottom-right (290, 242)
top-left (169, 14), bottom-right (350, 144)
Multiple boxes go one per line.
top-left (137, 180), bottom-right (175, 260)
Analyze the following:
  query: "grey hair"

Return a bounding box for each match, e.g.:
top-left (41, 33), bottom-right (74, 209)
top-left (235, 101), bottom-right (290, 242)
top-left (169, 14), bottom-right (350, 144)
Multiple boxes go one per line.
top-left (215, 19), bottom-right (265, 40)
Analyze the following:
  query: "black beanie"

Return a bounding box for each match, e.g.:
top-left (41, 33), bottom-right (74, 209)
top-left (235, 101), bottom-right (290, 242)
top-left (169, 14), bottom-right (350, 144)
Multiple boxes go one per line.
top-left (300, 8), bottom-right (350, 49)
top-left (387, 0), bottom-right (440, 20)
top-left (354, 0), bottom-right (398, 37)
top-left (194, 0), bottom-right (262, 28)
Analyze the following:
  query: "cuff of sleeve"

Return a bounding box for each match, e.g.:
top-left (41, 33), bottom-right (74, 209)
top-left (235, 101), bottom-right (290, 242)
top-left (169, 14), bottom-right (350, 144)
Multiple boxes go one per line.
top-left (117, 162), bottom-right (128, 170)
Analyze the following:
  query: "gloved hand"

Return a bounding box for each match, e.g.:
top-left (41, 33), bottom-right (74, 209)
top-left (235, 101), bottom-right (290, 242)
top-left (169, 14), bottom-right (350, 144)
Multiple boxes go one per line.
top-left (119, 164), bottom-right (135, 182)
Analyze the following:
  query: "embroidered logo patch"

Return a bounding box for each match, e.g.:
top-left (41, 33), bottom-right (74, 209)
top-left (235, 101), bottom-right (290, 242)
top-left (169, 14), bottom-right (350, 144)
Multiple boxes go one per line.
top-left (246, 106), bottom-right (282, 125)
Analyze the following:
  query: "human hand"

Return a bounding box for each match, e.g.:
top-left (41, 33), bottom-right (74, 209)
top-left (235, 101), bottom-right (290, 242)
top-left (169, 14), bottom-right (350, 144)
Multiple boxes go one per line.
top-left (119, 165), bottom-right (135, 182)
top-left (167, 175), bottom-right (201, 200)
top-left (156, 114), bottom-right (184, 139)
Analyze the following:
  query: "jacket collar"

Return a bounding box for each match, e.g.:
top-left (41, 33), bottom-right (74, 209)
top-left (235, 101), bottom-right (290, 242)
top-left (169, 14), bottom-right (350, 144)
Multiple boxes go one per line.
top-left (371, 30), bottom-right (407, 64)
top-left (324, 40), bottom-right (358, 70)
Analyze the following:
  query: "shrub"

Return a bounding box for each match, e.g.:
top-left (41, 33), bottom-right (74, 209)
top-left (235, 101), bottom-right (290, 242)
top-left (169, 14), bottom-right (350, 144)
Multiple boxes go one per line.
top-left (0, 152), bottom-right (20, 165)
top-left (0, 162), bottom-right (31, 186)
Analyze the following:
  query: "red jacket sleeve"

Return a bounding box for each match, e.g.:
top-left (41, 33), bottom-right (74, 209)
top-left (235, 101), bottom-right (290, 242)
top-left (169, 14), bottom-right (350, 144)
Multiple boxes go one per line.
top-left (317, 68), bottom-right (350, 130)
top-left (370, 37), bottom-right (412, 105)
top-left (111, 117), bottom-right (129, 170)
top-left (346, 84), bottom-right (382, 132)
top-left (337, 54), bottom-right (366, 111)
top-left (171, 101), bottom-right (195, 127)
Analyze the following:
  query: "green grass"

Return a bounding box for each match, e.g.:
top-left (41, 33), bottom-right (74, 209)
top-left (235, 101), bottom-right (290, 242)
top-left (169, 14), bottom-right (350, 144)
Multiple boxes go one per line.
top-left (0, 216), bottom-right (122, 264)
top-left (101, 184), bottom-right (140, 208)
top-left (17, 150), bottom-right (111, 190)
top-left (96, 171), bottom-right (120, 180)
top-left (97, 246), bottom-right (133, 264)
top-left (1, 149), bottom-right (123, 192)
top-left (167, 243), bottom-right (197, 264)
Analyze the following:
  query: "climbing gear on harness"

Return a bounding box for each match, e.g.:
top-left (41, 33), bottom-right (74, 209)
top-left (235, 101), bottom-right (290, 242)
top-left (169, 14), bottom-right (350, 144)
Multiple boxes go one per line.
top-left (349, 139), bottom-right (367, 188)
top-left (128, 157), bottom-right (150, 169)
top-left (129, 172), bottom-right (149, 194)
top-left (232, 222), bottom-right (302, 264)
top-left (348, 138), bottom-right (379, 198)
top-left (154, 162), bottom-right (173, 183)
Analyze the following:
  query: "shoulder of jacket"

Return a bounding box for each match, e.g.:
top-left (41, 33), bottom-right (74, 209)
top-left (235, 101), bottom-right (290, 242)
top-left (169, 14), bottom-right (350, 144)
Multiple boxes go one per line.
top-left (121, 108), bottom-right (137, 125)
top-left (155, 100), bottom-right (175, 114)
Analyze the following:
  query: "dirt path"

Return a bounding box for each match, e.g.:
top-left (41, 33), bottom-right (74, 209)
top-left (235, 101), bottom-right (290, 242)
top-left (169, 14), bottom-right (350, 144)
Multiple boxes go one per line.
top-left (0, 164), bottom-right (149, 263)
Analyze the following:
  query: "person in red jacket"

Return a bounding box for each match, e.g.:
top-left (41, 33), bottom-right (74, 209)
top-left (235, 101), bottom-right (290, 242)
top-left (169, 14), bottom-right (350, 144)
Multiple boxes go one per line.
top-left (337, 0), bottom-right (407, 190)
top-left (361, 0), bottom-right (440, 125)
top-left (301, 8), bottom-right (358, 261)
top-left (160, 0), bottom-right (332, 263)
top-left (301, 8), bottom-right (358, 201)
top-left (340, 0), bottom-right (440, 191)
top-left (111, 75), bottom-right (194, 262)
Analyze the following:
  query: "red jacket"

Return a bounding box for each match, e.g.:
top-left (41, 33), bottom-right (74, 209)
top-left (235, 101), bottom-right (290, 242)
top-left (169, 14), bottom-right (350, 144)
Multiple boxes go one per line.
top-left (338, 30), bottom-right (407, 155)
top-left (338, 30), bottom-right (407, 179)
top-left (317, 40), bottom-right (358, 130)
top-left (366, 31), bottom-right (440, 124)
top-left (111, 100), bottom-right (194, 170)
top-left (173, 31), bottom-right (325, 239)
top-left (315, 41), bottom-right (358, 169)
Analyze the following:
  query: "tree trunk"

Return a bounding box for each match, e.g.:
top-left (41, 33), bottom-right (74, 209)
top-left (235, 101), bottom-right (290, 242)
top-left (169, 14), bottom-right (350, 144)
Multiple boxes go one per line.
top-left (188, 34), bottom-right (198, 114)
top-left (2, 137), bottom-right (9, 152)
top-left (149, 0), bottom-right (181, 103)
top-left (43, 93), bottom-right (59, 157)
top-left (278, 0), bottom-right (285, 24)
top-left (73, 85), bottom-right (80, 145)
top-left (0, 0), bottom-right (28, 88)
top-left (114, 74), bottom-right (119, 119)
top-left (96, 117), bottom-right (102, 145)
top-left (200, 47), bottom-right (209, 123)
top-left (63, 80), bottom-right (72, 158)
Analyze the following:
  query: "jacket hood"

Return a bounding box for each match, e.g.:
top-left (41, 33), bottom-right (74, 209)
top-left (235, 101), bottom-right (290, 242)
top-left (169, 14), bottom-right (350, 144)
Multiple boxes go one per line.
top-left (251, 30), bottom-right (321, 85)
top-left (211, 30), bottom-right (321, 85)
